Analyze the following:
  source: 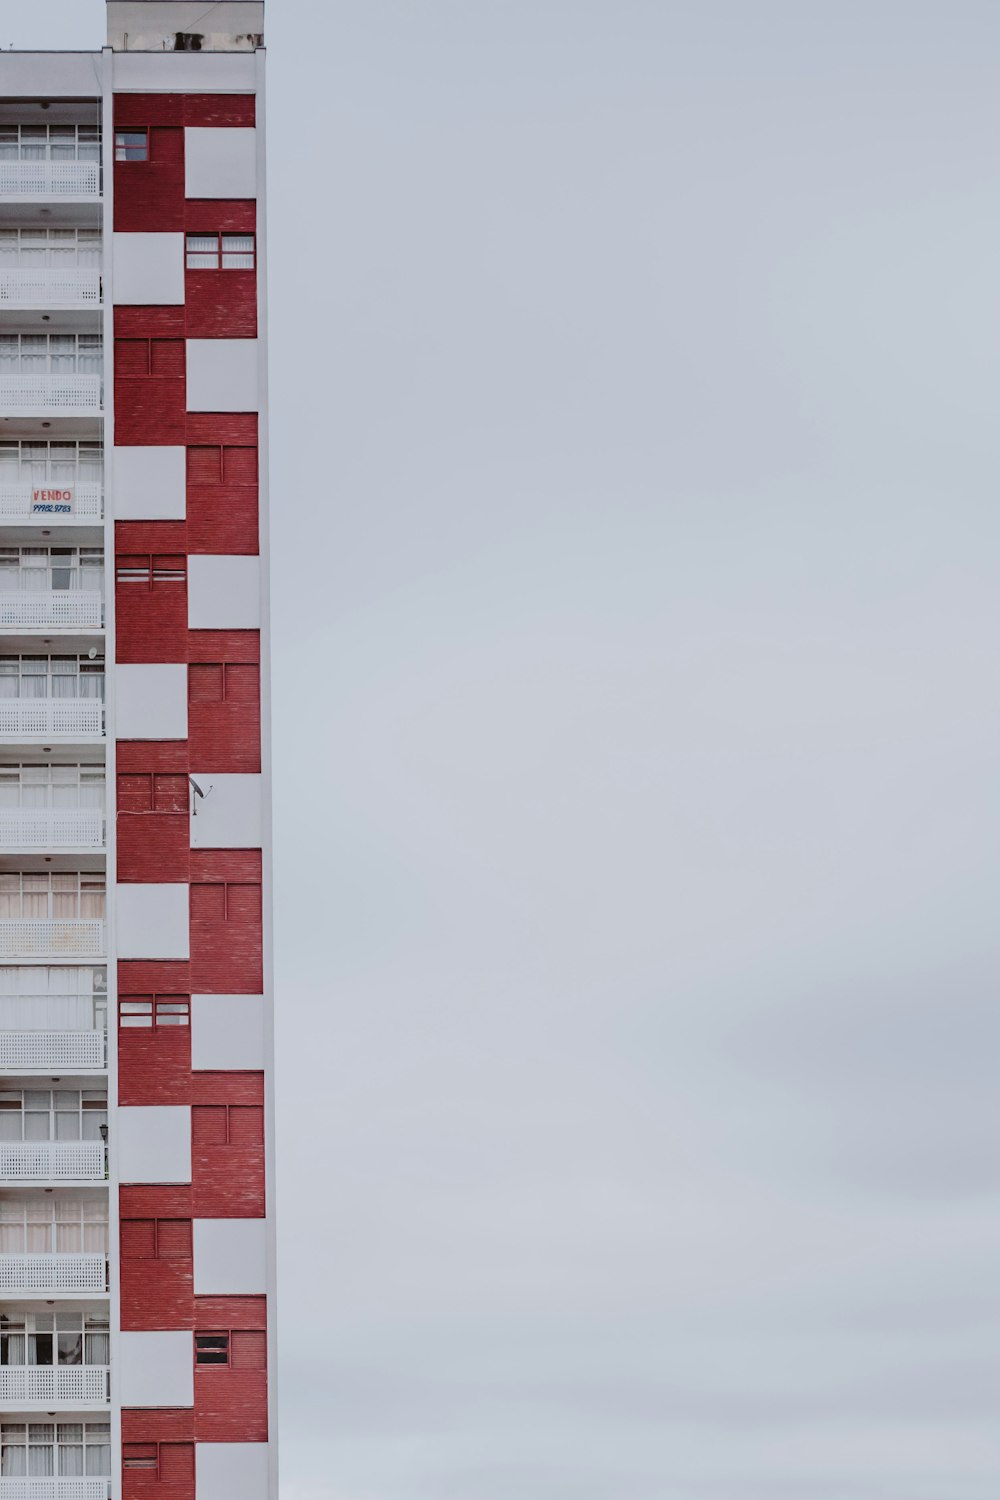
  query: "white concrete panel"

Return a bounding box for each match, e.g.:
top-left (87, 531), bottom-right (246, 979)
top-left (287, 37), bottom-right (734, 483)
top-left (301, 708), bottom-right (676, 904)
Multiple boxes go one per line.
top-left (0, 54), bottom-right (101, 97)
top-left (112, 52), bottom-right (258, 93)
top-left (196, 1443), bottom-right (268, 1500)
top-left (112, 233), bottom-right (185, 305)
top-left (194, 1218), bottom-right (267, 1295)
top-left (191, 994), bottom-right (265, 1071)
top-left (185, 127), bottom-right (257, 199)
top-left (116, 663), bottom-right (188, 740)
top-left (117, 883), bottom-right (190, 961)
top-left (120, 1331), bottom-right (194, 1407)
top-left (114, 446), bottom-right (186, 521)
top-left (118, 1106), bottom-right (191, 1185)
top-left (187, 555), bottom-right (260, 630)
top-left (186, 339), bottom-right (259, 412)
top-left (190, 774), bottom-right (262, 849)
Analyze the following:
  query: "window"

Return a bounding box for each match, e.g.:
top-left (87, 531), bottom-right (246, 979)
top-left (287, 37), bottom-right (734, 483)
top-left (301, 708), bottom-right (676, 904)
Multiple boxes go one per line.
top-left (0, 1312), bottom-right (108, 1367)
top-left (195, 1333), bottom-right (228, 1366)
top-left (113, 338), bottom-right (183, 378)
top-left (114, 130), bottom-right (147, 162)
top-left (0, 966), bottom-right (106, 1035)
top-left (1, 1421), bottom-right (110, 1478)
top-left (116, 773), bottom-right (187, 813)
top-left (0, 1088), bottom-right (107, 1143)
top-left (122, 1443), bottom-right (192, 1480)
top-left (0, 872), bottom-right (105, 921)
top-left (0, 124), bottom-right (100, 164)
top-left (185, 233), bottom-right (255, 270)
top-left (189, 662), bottom-right (259, 704)
top-left (0, 1195), bottom-right (108, 1255)
top-left (121, 1217), bottom-right (191, 1260)
top-left (0, 228), bottom-right (101, 269)
top-left (0, 765), bottom-right (104, 811)
top-left (192, 1103), bottom-right (263, 1146)
top-left (194, 1329), bottom-right (265, 1369)
top-left (0, 334), bottom-right (101, 376)
top-left (119, 995), bottom-right (190, 1029)
top-left (186, 445), bottom-right (258, 484)
top-left (0, 440), bottom-right (102, 486)
top-left (115, 555), bottom-right (185, 588)
top-left (0, 548), bottom-right (103, 594)
top-left (0, 655), bottom-right (104, 702)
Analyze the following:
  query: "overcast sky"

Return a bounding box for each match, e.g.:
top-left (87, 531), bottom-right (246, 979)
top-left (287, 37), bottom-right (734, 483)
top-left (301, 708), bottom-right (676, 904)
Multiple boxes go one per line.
top-left (9, 2), bottom-right (1000, 1496)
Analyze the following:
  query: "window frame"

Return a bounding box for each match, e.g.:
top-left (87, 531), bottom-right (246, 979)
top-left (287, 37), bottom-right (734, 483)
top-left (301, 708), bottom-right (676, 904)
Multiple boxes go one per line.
top-left (114, 129), bottom-right (148, 163)
top-left (185, 231), bottom-right (256, 271)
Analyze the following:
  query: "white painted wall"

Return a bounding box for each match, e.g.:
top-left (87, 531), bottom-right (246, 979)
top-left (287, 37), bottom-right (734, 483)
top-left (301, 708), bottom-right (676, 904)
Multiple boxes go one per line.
top-left (186, 339), bottom-right (259, 412)
top-left (112, 232), bottom-right (185, 305)
top-left (191, 994), bottom-right (265, 1071)
top-left (120, 1331), bottom-right (194, 1407)
top-left (188, 555), bottom-right (260, 629)
top-left (0, 54), bottom-right (101, 96)
top-left (116, 663), bottom-right (188, 740)
top-left (196, 1443), bottom-right (269, 1500)
top-left (114, 446), bottom-right (186, 521)
top-left (116, 883), bottom-right (190, 960)
top-left (118, 1106), bottom-right (192, 1184)
top-left (185, 127), bottom-right (258, 199)
top-left (111, 52), bottom-right (258, 93)
top-left (189, 773), bottom-right (262, 848)
top-left (193, 1218), bottom-right (267, 1294)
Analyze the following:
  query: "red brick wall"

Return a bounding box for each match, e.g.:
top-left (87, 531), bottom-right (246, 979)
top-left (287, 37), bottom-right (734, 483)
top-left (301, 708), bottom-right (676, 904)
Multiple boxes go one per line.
top-left (119, 1187), bottom-right (194, 1330)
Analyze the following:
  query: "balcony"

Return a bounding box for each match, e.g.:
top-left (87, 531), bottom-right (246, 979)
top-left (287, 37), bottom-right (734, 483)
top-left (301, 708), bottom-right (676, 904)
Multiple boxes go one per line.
top-left (0, 484), bottom-right (102, 522)
top-left (0, 1030), bottom-right (106, 1070)
top-left (0, 1366), bottom-right (107, 1404)
top-left (0, 163), bottom-right (101, 199)
top-left (0, 810), bottom-right (104, 852)
top-left (0, 376), bottom-right (101, 416)
top-left (0, 1143), bottom-right (105, 1182)
top-left (0, 1483), bottom-right (107, 1500)
top-left (0, 922), bottom-right (104, 960)
top-left (0, 594), bottom-right (102, 630)
top-left (0, 702), bottom-right (103, 740)
top-left (0, 1253), bottom-right (106, 1295)
top-left (0, 271), bottom-right (101, 311)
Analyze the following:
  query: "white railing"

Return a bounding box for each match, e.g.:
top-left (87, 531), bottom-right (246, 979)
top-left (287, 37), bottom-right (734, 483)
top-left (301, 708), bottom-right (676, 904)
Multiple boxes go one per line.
top-left (0, 921), bottom-right (105, 959)
top-left (0, 592), bottom-right (102, 629)
top-left (0, 809), bottom-right (104, 849)
top-left (0, 270), bottom-right (101, 309)
top-left (0, 163), bottom-right (101, 198)
top-left (0, 1029), bottom-right (106, 1069)
top-left (0, 1483), bottom-right (107, 1500)
top-left (0, 702), bottom-right (103, 739)
top-left (0, 1367), bottom-right (108, 1404)
top-left (0, 484), bottom-right (103, 521)
top-left (0, 1253), bottom-right (106, 1294)
top-left (0, 1142), bottom-right (105, 1182)
top-left (0, 376), bottom-right (101, 413)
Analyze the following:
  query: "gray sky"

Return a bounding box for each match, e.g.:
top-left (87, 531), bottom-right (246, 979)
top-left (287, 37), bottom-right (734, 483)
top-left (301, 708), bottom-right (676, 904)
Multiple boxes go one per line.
top-left (10, 2), bottom-right (1000, 1496)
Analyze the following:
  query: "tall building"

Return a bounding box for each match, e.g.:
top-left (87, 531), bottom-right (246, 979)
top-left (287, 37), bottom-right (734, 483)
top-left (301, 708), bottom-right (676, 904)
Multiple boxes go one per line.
top-left (0, 5), bottom-right (275, 1500)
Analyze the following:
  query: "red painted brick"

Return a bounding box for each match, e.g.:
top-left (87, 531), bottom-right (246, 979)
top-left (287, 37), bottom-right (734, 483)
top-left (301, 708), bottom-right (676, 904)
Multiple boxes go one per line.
top-left (185, 270), bottom-right (257, 338)
top-left (119, 1190), bottom-right (194, 1332)
top-left (186, 200), bottom-right (257, 233)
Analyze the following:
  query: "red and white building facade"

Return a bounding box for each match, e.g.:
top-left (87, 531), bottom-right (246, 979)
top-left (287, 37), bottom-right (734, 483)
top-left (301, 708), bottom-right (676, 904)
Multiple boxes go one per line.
top-left (0, 4), bottom-right (276, 1499)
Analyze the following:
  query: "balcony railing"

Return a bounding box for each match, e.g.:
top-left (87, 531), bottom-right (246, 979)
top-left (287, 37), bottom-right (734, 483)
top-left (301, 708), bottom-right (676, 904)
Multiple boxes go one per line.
top-left (0, 921), bottom-right (105, 959)
top-left (0, 702), bottom-right (103, 739)
top-left (0, 810), bottom-right (104, 851)
top-left (0, 1029), bottom-right (106, 1069)
top-left (0, 376), bottom-right (101, 414)
top-left (0, 271), bottom-right (101, 310)
top-left (0, 484), bottom-right (103, 521)
top-left (0, 1253), bottom-right (107, 1294)
top-left (0, 1482), bottom-right (108, 1500)
top-left (0, 163), bottom-right (101, 199)
top-left (0, 1366), bottom-right (108, 1404)
top-left (0, 1142), bottom-right (105, 1182)
top-left (0, 593), bottom-right (102, 629)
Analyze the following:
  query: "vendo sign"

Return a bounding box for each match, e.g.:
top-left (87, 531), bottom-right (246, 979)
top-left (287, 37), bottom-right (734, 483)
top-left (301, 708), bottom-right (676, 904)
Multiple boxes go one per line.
top-left (31, 487), bottom-right (74, 516)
